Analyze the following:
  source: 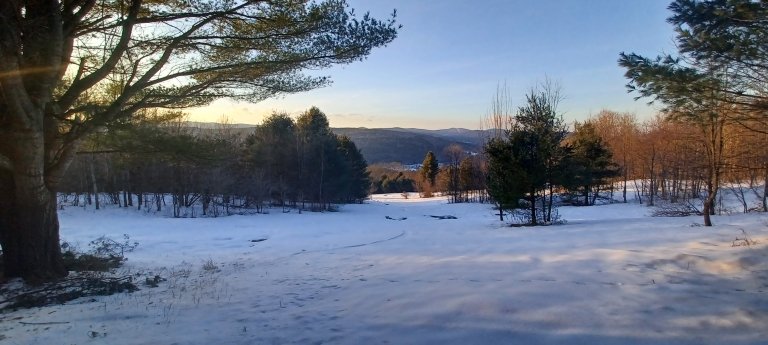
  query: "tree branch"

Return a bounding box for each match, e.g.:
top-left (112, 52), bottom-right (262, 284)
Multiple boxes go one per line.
top-left (59, 0), bottom-right (141, 110)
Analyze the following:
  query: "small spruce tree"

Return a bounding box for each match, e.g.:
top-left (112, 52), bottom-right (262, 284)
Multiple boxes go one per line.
top-left (420, 151), bottom-right (439, 187)
top-left (566, 121), bottom-right (620, 206)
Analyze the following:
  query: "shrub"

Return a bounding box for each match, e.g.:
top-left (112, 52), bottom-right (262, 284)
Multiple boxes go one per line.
top-left (62, 234), bottom-right (138, 272)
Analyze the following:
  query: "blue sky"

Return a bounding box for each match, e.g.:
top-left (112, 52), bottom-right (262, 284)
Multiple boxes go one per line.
top-left (188, 0), bottom-right (678, 129)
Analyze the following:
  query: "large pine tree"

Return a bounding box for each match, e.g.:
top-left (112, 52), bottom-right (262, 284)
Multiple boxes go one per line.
top-left (0, 0), bottom-right (398, 281)
top-left (244, 112), bottom-right (299, 206)
top-left (296, 107), bottom-right (336, 206)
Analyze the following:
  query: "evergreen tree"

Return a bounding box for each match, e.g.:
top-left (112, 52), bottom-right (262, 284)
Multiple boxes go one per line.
top-left (567, 121), bottom-right (620, 206)
top-left (320, 135), bottom-right (349, 205)
top-left (484, 82), bottom-right (567, 225)
top-left (336, 136), bottom-right (371, 203)
top-left (459, 157), bottom-right (475, 198)
top-left (513, 88), bottom-right (568, 224)
top-left (243, 112), bottom-right (299, 207)
top-left (620, 0), bottom-right (768, 123)
top-left (296, 107), bottom-right (335, 206)
top-left (292, 107), bottom-right (371, 208)
top-left (485, 137), bottom-right (524, 221)
top-left (420, 151), bottom-right (439, 187)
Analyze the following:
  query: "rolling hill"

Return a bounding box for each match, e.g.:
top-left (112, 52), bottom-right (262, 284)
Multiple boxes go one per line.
top-left (186, 122), bottom-right (491, 165)
top-left (331, 128), bottom-right (489, 165)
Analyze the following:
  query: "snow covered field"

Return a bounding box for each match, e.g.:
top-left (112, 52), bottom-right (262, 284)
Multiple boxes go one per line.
top-left (2, 194), bottom-right (768, 344)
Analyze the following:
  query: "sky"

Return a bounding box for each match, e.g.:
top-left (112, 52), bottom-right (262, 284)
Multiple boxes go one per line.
top-left (187, 0), bottom-right (678, 130)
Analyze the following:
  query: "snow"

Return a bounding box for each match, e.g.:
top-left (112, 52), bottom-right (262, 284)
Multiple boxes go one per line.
top-left (2, 194), bottom-right (768, 344)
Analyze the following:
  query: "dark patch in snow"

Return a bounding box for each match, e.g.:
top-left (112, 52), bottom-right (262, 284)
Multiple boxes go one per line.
top-left (429, 215), bottom-right (457, 220)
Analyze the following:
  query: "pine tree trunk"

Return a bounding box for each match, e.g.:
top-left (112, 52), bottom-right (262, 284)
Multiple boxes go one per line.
top-left (0, 168), bottom-right (67, 281)
top-left (89, 154), bottom-right (100, 210)
top-left (591, 185), bottom-right (599, 205)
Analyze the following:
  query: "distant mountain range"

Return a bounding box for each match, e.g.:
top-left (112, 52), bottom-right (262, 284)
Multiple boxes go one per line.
top-left (186, 122), bottom-right (492, 165)
top-left (332, 127), bottom-right (490, 165)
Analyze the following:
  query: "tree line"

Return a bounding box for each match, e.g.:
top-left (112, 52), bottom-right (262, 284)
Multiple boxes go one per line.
top-left (483, 89), bottom-right (768, 226)
top-left (482, 0), bottom-right (768, 227)
top-left (589, 110), bottom-right (768, 216)
top-left (59, 107), bottom-right (370, 216)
